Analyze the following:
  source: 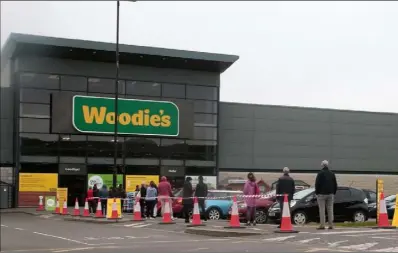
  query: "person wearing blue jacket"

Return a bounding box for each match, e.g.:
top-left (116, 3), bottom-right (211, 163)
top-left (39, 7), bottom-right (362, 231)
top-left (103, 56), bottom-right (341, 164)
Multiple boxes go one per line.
top-left (145, 181), bottom-right (158, 219)
top-left (99, 185), bottom-right (109, 215)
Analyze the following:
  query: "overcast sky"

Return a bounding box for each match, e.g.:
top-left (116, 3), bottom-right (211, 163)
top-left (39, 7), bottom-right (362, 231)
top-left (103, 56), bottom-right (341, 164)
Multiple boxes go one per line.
top-left (1, 1), bottom-right (397, 113)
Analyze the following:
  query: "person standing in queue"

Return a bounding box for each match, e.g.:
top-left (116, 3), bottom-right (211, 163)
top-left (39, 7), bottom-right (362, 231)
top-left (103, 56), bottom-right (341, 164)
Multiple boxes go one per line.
top-left (195, 176), bottom-right (208, 221)
top-left (243, 172), bottom-right (260, 226)
top-left (92, 184), bottom-right (99, 212)
top-left (276, 167), bottom-right (295, 228)
top-left (99, 185), bottom-right (109, 216)
top-left (145, 181), bottom-right (158, 219)
top-left (139, 182), bottom-right (147, 219)
top-left (315, 160), bottom-right (337, 230)
top-left (158, 176), bottom-right (174, 219)
top-left (117, 184), bottom-right (126, 212)
top-left (87, 186), bottom-right (94, 214)
top-left (182, 177), bottom-right (194, 223)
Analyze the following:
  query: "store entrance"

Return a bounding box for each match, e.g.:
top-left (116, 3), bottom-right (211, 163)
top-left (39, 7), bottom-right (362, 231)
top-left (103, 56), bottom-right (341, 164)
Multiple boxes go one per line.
top-left (59, 175), bottom-right (86, 206)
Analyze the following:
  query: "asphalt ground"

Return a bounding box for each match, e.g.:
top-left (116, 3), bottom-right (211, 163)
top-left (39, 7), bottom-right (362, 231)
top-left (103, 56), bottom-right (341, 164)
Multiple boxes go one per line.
top-left (1, 213), bottom-right (397, 253)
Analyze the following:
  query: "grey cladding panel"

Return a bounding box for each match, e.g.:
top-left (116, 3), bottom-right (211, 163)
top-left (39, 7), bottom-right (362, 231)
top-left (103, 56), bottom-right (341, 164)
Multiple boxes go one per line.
top-left (254, 119), bottom-right (331, 133)
top-left (255, 132), bottom-right (330, 146)
top-left (332, 135), bottom-right (398, 149)
top-left (219, 129), bottom-right (253, 143)
top-left (331, 111), bottom-right (398, 125)
top-left (254, 106), bottom-right (330, 122)
top-left (219, 141), bottom-right (253, 156)
top-left (332, 147), bottom-right (398, 159)
top-left (16, 57), bottom-right (220, 86)
top-left (332, 123), bottom-right (397, 137)
top-left (218, 155), bottom-right (253, 169)
top-left (0, 149), bottom-right (13, 164)
top-left (219, 103), bottom-right (254, 118)
top-left (253, 145), bottom-right (330, 158)
top-left (332, 158), bottom-right (398, 172)
top-left (219, 117), bottom-right (254, 131)
top-left (252, 157), bottom-right (322, 171)
top-left (0, 88), bottom-right (14, 119)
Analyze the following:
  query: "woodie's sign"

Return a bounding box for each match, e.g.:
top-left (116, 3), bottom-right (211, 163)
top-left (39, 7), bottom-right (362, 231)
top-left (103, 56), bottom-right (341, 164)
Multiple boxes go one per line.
top-left (72, 95), bottom-right (179, 136)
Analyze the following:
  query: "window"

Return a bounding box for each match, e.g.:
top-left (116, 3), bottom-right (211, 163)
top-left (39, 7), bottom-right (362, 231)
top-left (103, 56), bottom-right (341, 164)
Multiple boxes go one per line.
top-left (194, 127), bottom-right (217, 140)
top-left (20, 88), bottom-right (57, 104)
top-left (20, 73), bottom-right (59, 90)
top-left (87, 135), bottom-right (123, 157)
top-left (88, 78), bottom-right (124, 94)
top-left (20, 133), bottom-right (58, 156)
top-left (20, 103), bottom-right (50, 118)
top-left (159, 139), bottom-right (187, 159)
top-left (60, 76), bottom-right (87, 91)
top-left (59, 134), bottom-right (87, 157)
top-left (19, 118), bottom-right (50, 133)
top-left (126, 81), bottom-right (161, 97)
top-left (186, 140), bottom-right (216, 161)
top-left (125, 137), bottom-right (160, 158)
top-left (186, 85), bottom-right (217, 100)
top-left (193, 100), bottom-right (217, 113)
top-left (162, 83), bottom-right (185, 98)
top-left (194, 114), bottom-right (217, 127)
top-left (335, 189), bottom-right (351, 202)
top-left (368, 192), bottom-right (376, 202)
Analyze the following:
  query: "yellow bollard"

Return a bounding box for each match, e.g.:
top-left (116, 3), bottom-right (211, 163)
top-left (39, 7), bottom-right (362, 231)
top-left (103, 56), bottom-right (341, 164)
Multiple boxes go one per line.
top-left (391, 194), bottom-right (398, 227)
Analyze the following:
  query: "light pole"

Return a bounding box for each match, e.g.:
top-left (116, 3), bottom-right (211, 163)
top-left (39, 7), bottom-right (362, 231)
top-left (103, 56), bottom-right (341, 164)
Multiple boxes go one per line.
top-left (113, 0), bottom-right (121, 189)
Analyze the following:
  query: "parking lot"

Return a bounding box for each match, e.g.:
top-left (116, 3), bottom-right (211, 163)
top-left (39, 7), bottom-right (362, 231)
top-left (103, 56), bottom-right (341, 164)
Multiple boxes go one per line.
top-left (1, 212), bottom-right (397, 253)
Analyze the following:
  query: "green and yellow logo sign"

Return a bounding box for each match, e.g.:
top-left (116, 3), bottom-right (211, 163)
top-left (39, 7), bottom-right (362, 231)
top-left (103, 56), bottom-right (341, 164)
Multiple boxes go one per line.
top-left (72, 95), bottom-right (179, 136)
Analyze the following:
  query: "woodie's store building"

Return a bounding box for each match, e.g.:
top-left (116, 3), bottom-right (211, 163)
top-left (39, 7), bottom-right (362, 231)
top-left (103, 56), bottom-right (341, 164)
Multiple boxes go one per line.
top-left (1, 33), bottom-right (238, 207)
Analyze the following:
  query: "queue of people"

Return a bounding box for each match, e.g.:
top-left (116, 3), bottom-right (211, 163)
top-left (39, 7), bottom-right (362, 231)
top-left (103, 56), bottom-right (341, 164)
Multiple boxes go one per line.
top-left (86, 184), bottom-right (126, 214)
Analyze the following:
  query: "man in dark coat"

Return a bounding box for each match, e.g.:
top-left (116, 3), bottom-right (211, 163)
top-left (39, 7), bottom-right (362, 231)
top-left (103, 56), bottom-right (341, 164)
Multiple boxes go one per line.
top-left (315, 160), bottom-right (338, 229)
top-left (182, 177), bottom-right (194, 223)
top-left (194, 176), bottom-right (208, 221)
top-left (276, 167), bottom-right (295, 228)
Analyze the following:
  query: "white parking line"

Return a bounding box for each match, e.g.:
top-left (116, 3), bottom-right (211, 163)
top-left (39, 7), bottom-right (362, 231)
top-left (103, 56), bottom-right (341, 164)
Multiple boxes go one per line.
top-left (52, 247), bottom-right (94, 253)
top-left (339, 242), bottom-right (378, 250)
top-left (374, 247), bottom-right (398, 252)
top-left (263, 235), bottom-right (296, 242)
top-left (1, 224), bottom-right (8, 227)
top-left (33, 232), bottom-right (89, 245)
top-left (297, 238), bottom-right (320, 243)
top-left (371, 236), bottom-right (398, 240)
top-left (327, 241), bottom-right (348, 247)
top-left (14, 228), bottom-right (25, 231)
top-left (317, 230), bottom-right (395, 235)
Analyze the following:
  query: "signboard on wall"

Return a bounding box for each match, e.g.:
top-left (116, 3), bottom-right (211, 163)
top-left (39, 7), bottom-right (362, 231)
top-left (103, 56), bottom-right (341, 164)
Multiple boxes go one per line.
top-left (87, 174), bottom-right (123, 189)
top-left (160, 167), bottom-right (185, 177)
top-left (19, 173), bottom-right (58, 192)
top-left (186, 176), bottom-right (217, 190)
top-left (59, 164), bottom-right (87, 175)
top-left (57, 188), bottom-right (68, 211)
top-left (72, 95), bottom-right (179, 136)
top-left (125, 175), bottom-right (159, 193)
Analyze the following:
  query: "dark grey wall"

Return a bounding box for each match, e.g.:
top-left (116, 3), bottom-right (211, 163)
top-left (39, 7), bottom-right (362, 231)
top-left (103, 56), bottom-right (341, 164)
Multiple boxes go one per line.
top-left (15, 57), bottom-right (220, 87)
top-left (218, 102), bottom-right (398, 173)
top-left (0, 59), bottom-right (14, 164)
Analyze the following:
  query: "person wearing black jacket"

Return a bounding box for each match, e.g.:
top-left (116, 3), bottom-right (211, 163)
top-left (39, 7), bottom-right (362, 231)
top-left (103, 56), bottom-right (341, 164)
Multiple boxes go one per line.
top-left (315, 160), bottom-right (338, 230)
top-left (195, 176), bottom-right (208, 221)
top-left (276, 167), bottom-right (295, 228)
top-left (139, 182), bottom-right (147, 218)
top-left (182, 177), bottom-right (194, 223)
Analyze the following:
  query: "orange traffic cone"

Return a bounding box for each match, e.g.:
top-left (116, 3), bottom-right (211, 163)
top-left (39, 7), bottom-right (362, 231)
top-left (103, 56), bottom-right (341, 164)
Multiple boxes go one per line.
top-left (95, 198), bottom-right (104, 218)
top-left (225, 196), bottom-right (245, 229)
top-left (275, 194), bottom-right (299, 233)
top-left (159, 197), bottom-right (175, 224)
top-left (73, 198), bottom-right (80, 216)
top-left (108, 198), bottom-right (120, 220)
top-left (373, 192), bottom-right (396, 229)
top-left (61, 200), bottom-right (69, 215)
top-left (132, 197), bottom-right (143, 221)
top-left (187, 197), bottom-right (205, 227)
top-left (82, 198), bottom-right (90, 217)
top-left (36, 196), bottom-right (44, 211)
top-left (53, 198), bottom-right (60, 214)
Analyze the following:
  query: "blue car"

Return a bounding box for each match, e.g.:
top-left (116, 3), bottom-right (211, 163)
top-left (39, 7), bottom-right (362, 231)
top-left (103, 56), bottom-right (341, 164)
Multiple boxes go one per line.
top-left (205, 190), bottom-right (243, 220)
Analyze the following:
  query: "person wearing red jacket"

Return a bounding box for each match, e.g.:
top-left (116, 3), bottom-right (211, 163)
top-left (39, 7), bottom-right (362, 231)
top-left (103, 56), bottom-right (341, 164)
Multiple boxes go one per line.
top-left (87, 187), bottom-right (94, 213)
top-left (158, 176), bottom-right (174, 219)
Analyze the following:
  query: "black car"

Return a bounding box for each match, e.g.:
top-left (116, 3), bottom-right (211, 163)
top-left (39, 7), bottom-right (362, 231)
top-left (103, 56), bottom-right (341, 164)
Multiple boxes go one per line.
top-left (267, 187), bottom-right (369, 225)
top-left (362, 189), bottom-right (377, 204)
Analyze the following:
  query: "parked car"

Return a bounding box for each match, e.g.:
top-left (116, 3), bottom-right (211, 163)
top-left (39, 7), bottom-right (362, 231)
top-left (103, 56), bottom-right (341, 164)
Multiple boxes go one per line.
top-left (227, 190), bottom-right (276, 224)
top-left (362, 189), bottom-right (377, 204)
top-left (368, 194), bottom-right (396, 219)
top-left (267, 187), bottom-right (369, 225)
top-left (271, 180), bottom-right (311, 192)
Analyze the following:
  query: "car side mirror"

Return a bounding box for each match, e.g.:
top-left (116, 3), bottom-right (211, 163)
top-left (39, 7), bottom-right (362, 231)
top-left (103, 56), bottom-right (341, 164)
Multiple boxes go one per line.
top-left (306, 196), bottom-right (315, 202)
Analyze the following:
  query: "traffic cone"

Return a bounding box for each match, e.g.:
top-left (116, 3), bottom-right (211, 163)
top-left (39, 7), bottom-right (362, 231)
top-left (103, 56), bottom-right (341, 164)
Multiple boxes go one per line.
top-left (108, 198), bottom-right (120, 220)
top-left (132, 197), bottom-right (143, 221)
top-left (392, 194), bottom-right (398, 227)
top-left (373, 192), bottom-right (396, 229)
top-left (95, 198), bottom-right (104, 218)
top-left (187, 197), bottom-right (205, 227)
top-left (275, 194), bottom-right (299, 233)
top-left (72, 198), bottom-right (80, 216)
top-left (53, 198), bottom-right (60, 214)
top-left (159, 197), bottom-right (176, 224)
top-left (224, 196), bottom-right (245, 229)
top-left (36, 196), bottom-right (44, 211)
top-left (61, 200), bottom-right (69, 215)
top-left (82, 198), bottom-right (90, 217)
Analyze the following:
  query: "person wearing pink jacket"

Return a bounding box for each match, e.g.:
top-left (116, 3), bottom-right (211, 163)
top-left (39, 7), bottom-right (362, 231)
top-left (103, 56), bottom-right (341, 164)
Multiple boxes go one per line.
top-left (243, 172), bottom-right (260, 226)
top-left (158, 176), bottom-right (174, 219)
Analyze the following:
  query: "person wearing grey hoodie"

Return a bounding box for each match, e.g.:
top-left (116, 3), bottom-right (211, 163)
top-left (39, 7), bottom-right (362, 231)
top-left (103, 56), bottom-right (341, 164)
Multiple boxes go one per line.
top-left (99, 185), bottom-right (109, 215)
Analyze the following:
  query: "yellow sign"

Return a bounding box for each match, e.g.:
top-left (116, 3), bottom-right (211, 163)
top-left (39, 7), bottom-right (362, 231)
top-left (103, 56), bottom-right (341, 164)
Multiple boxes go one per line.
top-left (392, 194), bottom-right (398, 227)
top-left (106, 198), bottom-right (122, 218)
top-left (376, 179), bottom-right (384, 221)
top-left (19, 173), bottom-right (58, 192)
top-left (57, 188), bottom-right (68, 212)
top-left (125, 175), bottom-right (159, 193)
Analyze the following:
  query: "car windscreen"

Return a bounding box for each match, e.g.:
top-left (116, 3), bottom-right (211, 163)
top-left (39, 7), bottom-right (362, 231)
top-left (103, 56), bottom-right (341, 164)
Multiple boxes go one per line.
top-left (293, 188), bottom-right (315, 200)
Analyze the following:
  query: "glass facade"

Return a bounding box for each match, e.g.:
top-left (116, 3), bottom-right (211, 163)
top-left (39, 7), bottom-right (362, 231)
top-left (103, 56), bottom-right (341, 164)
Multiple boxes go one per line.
top-left (18, 72), bottom-right (218, 176)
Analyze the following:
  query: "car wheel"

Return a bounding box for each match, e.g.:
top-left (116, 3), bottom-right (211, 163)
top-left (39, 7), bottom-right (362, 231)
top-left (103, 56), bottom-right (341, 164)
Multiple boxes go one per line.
top-left (292, 211), bottom-right (308, 225)
top-left (352, 210), bottom-right (366, 222)
top-left (255, 209), bottom-right (268, 224)
top-left (207, 208), bottom-right (221, 220)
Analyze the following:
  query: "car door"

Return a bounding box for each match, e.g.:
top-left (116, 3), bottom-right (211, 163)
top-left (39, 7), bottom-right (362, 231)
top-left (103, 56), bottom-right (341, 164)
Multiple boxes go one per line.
top-left (302, 193), bottom-right (319, 221)
top-left (334, 189), bottom-right (351, 220)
